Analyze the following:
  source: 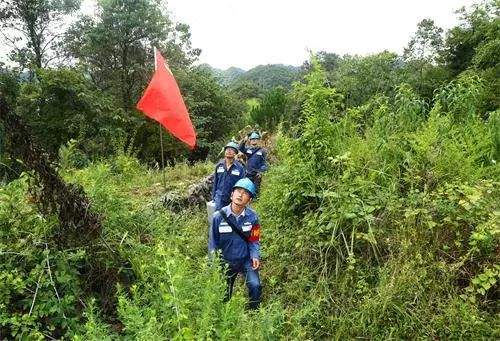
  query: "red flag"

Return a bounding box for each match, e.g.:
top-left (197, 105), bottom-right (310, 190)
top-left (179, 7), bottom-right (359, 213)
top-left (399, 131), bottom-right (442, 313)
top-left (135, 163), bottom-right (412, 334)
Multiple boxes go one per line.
top-left (137, 48), bottom-right (196, 149)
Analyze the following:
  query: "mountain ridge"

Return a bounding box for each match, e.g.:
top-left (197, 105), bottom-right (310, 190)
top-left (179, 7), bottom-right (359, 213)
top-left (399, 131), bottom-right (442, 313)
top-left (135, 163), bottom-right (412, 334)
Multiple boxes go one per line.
top-left (199, 63), bottom-right (300, 90)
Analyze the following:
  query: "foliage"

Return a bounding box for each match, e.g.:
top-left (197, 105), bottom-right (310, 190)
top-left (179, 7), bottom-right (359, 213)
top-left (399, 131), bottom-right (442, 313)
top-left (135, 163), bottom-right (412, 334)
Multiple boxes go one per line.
top-left (443, 0), bottom-right (499, 111)
top-left (249, 86), bottom-right (289, 130)
top-left (230, 64), bottom-right (300, 94)
top-left (65, 0), bottom-right (199, 111)
top-left (301, 51), bottom-right (341, 75)
top-left (0, 66), bottom-right (20, 105)
top-left (0, 1), bottom-right (499, 338)
top-left (0, 174), bottom-right (84, 339)
top-left (62, 0), bottom-right (244, 162)
top-left (230, 80), bottom-right (264, 100)
top-left (15, 68), bottom-right (126, 158)
top-left (0, 0), bottom-right (81, 69)
top-left (256, 59), bottom-right (499, 338)
top-left (0, 157), bottom-right (287, 339)
top-left (0, 67), bottom-right (21, 181)
top-left (402, 19), bottom-right (452, 100)
top-left (444, 0), bottom-right (499, 75)
top-left (3, 0), bottom-right (244, 164)
top-left (404, 18), bottom-right (444, 64)
top-left (329, 51), bottom-right (403, 107)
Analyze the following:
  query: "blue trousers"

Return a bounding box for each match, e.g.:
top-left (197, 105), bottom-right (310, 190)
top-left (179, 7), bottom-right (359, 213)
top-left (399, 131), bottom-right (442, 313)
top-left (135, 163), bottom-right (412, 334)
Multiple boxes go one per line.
top-left (224, 259), bottom-right (262, 309)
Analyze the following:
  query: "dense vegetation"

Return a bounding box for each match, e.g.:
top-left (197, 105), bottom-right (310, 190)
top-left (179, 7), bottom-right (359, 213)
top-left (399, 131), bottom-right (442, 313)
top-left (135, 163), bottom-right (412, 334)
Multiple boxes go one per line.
top-left (0, 0), bottom-right (499, 339)
top-left (0, 0), bottom-right (243, 168)
top-left (257, 61), bottom-right (499, 338)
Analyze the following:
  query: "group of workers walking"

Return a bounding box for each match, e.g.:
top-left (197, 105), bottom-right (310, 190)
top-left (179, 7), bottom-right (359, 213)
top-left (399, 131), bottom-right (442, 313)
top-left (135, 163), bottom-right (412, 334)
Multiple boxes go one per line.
top-left (208, 132), bottom-right (268, 310)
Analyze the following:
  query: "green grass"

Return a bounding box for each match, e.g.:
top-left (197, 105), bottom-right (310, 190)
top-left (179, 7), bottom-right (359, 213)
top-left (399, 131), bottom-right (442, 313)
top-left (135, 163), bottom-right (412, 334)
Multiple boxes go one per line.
top-left (1, 65), bottom-right (499, 339)
top-left (1, 157), bottom-right (289, 339)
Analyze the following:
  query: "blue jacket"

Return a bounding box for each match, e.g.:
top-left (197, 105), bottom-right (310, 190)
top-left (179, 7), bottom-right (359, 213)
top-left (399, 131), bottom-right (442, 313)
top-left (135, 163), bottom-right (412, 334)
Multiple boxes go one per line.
top-left (212, 160), bottom-right (245, 210)
top-left (239, 144), bottom-right (268, 176)
top-left (208, 205), bottom-right (261, 263)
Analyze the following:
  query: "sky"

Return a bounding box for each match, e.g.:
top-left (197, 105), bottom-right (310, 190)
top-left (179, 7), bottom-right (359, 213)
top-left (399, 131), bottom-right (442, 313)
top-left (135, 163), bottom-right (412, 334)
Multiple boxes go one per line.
top-left (2, 0), bottom-right (479, 70)
top-left (162, 0), bottom-right (477, 70)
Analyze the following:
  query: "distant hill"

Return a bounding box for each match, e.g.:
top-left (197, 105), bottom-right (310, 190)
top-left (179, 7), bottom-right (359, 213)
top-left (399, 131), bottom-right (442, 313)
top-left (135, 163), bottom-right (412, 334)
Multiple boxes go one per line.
top-left (199, 64), bottom-right (245, 86)
top-left (200, 63), bottom-right (300, 91)
top-left (233, 64), bottom-right (299, 90)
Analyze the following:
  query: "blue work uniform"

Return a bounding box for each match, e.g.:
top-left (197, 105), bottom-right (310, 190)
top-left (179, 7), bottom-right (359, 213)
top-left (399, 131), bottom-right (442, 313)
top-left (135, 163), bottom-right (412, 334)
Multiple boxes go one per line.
top-left (208, 205), bottom-right (262, 309)
top-left (211, 160), bottom-right (245, 210)
top-left (239, 144), bottom-right (268, 177)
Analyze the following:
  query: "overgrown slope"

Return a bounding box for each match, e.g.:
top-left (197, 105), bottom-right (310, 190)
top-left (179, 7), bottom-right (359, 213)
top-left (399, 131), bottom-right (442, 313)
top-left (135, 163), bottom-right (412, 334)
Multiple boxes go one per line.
top-left (1, 62), bottom-right (499, 340)
top-left (1, 157), bottom-right (286, 339)
top-left (256, 60), bottom-right (499, 338)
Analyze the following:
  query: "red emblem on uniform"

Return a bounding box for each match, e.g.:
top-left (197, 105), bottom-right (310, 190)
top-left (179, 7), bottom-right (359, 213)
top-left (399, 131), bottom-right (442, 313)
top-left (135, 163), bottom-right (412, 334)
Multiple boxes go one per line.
top-left (249, 224), bottom-right (261, 242)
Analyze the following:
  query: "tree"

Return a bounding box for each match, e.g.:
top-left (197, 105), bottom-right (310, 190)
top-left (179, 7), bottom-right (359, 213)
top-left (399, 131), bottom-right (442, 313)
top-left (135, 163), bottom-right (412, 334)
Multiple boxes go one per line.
top-left (443, 1), bottom-right (499, 75)
top-left (0, 0), bottom-right (81, 69)
top-left (65, 0), bottom-right (200, 110)
top-left (15, 68), bottom-right (126, 158)
top-left (443, 1), bottom-right (499, 110)
top-left (330, 51), bottom-right (402, 107)
top-left (403, 19), bottom-right (450, 100)
top-left (230, 80), bottom-right (263, 100)
top-left (300, 51), bottom-right (341, 76)
top-left (0, 64), bottom-right (20, 105)
top-left (249, 86), bottom-right (288, 130)
top-left (404, 19), bottom-right (444, 64)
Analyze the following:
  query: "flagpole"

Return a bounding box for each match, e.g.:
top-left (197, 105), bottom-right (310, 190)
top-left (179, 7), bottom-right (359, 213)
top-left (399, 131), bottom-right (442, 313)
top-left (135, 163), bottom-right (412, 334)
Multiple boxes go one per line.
top-left (159, 125), bottom-right (166, 189)
top-left (154, 46), bottom-right (167, 190)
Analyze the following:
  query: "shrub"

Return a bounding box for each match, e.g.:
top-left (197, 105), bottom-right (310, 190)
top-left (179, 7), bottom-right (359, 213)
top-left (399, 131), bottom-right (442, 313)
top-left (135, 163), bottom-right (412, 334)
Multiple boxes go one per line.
top-left (255, 57), bottom-right (499, 338)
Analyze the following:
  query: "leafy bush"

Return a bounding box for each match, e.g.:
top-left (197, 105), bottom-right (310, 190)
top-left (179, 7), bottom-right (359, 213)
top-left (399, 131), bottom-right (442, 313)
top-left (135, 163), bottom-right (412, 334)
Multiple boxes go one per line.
top-left (1, 156), bottom-right (287, 339)
top-left (256, 58), bottom-right (499, 338)
top-left (15, 68), bottom-right (127, 159)
top-left (249, 86), bottom-right (289, 130)
top-left (0, 174), bottom-right (84, 339)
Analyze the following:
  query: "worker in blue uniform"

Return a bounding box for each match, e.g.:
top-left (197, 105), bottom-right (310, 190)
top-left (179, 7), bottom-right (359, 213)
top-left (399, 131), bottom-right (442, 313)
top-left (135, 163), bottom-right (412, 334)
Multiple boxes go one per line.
top-left (239, 132), bottom-right (267, 191)
top-left (212, 141), bottom-right (245, 210)
top-left (208, 178), bottom-right (262, 309)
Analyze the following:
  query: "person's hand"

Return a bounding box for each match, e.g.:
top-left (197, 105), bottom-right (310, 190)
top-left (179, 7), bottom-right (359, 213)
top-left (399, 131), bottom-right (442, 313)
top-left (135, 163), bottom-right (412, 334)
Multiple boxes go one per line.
top-left (251, 258), bottom-right (260, 270)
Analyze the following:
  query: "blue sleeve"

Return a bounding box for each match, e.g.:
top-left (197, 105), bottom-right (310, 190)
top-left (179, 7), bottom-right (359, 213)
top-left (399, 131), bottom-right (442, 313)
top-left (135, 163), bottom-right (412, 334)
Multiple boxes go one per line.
top-left (239, 164), bottom-right (245, 180)
top-left (238, 141), bottom-right (247, 154)
top-left (260, 150), bottom-right (268, 172)
top-left (208, 215), bottom-right (220, 254)
top-left (249, 241), bottom-right (260, 260)
top-left (211, 167), bottom-right (218, 200)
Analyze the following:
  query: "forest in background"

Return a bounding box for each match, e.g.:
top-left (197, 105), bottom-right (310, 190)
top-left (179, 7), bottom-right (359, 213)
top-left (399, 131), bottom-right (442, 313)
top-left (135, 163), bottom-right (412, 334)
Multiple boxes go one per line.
top-left (0, 0), bottom-right (499, 339)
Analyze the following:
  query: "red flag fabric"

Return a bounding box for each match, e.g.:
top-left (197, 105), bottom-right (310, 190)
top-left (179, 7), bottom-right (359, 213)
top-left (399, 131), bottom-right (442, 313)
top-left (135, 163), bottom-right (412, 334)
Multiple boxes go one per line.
top-left (137, 49), bottom-right (196, 149)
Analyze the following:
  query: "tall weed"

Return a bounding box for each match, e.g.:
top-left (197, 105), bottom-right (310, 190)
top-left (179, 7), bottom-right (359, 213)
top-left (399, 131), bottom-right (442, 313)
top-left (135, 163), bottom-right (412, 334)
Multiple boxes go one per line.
top-left (256, 58), bottom-right (499, 338)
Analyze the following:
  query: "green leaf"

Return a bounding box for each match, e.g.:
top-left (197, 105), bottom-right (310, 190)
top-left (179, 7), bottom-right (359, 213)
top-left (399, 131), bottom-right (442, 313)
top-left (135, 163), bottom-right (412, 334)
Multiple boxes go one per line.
top-left (481, 282), bottom-right (491, 290)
